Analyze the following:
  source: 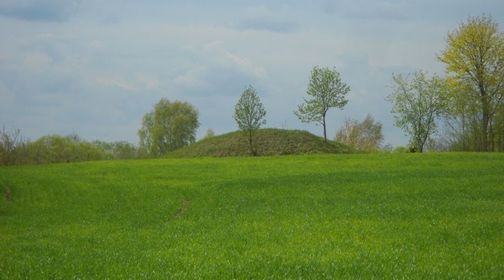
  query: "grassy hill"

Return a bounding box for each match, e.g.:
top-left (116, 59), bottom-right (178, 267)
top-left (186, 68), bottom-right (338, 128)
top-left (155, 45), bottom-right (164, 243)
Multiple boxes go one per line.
top-left (1, 153), bottom-right (503, 278)
top-left (169, 128), bottom-right (351, 157)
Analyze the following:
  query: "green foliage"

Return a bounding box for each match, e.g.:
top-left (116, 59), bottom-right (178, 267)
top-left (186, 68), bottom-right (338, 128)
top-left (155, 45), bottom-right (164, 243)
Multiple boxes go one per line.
top-left (0, 154), bottom-right (503, 278)
top-left (335, 114), bottom-right (384, 152)
top-left (439, 15), bottom-right (504, 151)
top-left (0, 129), bottom-right (116, 165)
top-left (392, 145), bottom-right (409, 153)
top-left (0, 128), bottom-right (143, 165)
top-left (168, 128), bottom-right (351, 157)
top-left (388, 71), bottom-right (448, 152)
top-left (295, 66), bottom-right (350, 142)
top-left (139, 99), bottom-right (199, 156)
top-left (93, 141), bottom-right (140, 160)
top-left (233, 85), bottom-right (267, 155)
top-left (26, 135), bottom-right (107, 164)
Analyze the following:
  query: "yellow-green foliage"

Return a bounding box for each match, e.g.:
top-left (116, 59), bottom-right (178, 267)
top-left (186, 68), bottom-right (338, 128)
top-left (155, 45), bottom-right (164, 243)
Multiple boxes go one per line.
top-left (439, 15), bottom-right (504, 151)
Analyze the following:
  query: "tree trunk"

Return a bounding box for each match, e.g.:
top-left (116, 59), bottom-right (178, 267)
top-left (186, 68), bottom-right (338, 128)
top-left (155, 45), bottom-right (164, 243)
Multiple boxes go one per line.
top-left (489, 120), bottom-right (494, 151)
top-left (481, 97), bottom-right (489, 152)
top-left (248, 130), bottom-right (255, 156)
top-left (322, 113), bottom-right (327, 142)
top-left (479, 83), bottom-right (489, 151)
top-left (462, 111), bottom-right (466, 150)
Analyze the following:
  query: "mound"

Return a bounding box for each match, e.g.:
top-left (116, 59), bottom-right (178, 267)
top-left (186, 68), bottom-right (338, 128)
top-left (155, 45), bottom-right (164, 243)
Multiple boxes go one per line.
top-left (168, 128), bottom-right (351, 157)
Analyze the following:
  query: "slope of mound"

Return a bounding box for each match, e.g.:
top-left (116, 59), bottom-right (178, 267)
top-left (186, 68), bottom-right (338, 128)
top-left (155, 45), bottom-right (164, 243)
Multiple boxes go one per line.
top-left (169, 128), bottom-right (351, 157)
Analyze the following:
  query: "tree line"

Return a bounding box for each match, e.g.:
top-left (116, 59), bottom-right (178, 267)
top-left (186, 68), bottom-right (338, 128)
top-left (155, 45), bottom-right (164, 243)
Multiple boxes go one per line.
top-left (1, 15), bottom-right (502, 165)
top-left (390, 15), bottom-right (503, 152)
top-left (0, 127), bottom-right (145, 165)
top-left (228, 15), bottom-right (503, 154)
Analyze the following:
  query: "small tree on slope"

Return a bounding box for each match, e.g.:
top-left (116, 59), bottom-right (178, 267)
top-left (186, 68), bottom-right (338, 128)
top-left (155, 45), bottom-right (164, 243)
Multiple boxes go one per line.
top-left (233, 85), bottom-right (267, 156)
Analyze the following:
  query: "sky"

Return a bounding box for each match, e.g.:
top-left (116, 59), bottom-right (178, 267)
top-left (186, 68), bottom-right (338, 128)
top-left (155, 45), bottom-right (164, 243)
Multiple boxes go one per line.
top-left (1, 0), bottom-right (503, 146)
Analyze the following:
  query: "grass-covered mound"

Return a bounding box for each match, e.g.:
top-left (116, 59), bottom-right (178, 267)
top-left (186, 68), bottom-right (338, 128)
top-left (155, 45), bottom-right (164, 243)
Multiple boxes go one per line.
top-left (169, 128), bottom-right (351, 157)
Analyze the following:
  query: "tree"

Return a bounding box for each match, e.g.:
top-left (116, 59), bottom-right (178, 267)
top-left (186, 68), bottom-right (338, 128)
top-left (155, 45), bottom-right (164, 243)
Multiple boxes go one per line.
top-left (138, 99), bottom-right (199, 156)
top-left (335, 114), bottom-right (383, 152)
top-left (0, 126), bottom-right (26, 165)
top-left (439, 15), bottom-right (504, 151)
top-left (94, 140), bottom-right (139, 160)
top-left (233, 85), bottom-right (266, 156)
top-left (388, 71), bottom-right (448, 152)
top-left (295, 66), bottom-right (350, 142)
top-left (437, 78), bottom-right (482, 151)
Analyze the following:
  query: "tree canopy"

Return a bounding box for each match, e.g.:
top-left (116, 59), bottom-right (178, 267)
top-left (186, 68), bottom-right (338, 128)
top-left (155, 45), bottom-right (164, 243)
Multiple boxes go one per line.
top-left (295, 66), bottom-right (350, 142)
top-left (335, 114), bottom-right (383, 152)
top-left (388, 71), bottom-right (448, 152)
top-left (439, 15), bottom-right (504, 151)
top-left (138, 99), bottom-right (199, 156)
top-left (233, 85), bottom-right (267, 156)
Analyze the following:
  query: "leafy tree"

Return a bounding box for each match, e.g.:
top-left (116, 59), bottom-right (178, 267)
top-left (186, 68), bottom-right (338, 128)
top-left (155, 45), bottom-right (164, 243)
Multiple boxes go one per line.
top-left (439, 15), bottom-right (504, 151)
top-left (388, 71), bottom-right (448, 152)
top-left (295, 66), bottom-right (350, 142)
top-left (335, 114), bottom-right (383, 152)
top-left (496, 103), bottom-right (504, 151)
top-left (111, 142), bottom-right (138, 159)
top-left (437, 78), bottom-right (483, 151)
top-left (233, 85), bottom-right (266, 156)
top-left (94, 140), bottom-right (139, 160)
top-left (139, 99), bottom-right (199, 156)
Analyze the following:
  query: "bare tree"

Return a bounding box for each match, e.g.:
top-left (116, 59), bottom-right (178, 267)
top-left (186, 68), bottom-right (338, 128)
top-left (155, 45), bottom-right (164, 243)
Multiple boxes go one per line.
top-left (0, 126), bottom-right (25, 165)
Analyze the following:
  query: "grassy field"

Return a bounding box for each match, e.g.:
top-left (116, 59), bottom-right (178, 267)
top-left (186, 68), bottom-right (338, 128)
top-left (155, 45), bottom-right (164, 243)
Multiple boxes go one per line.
top-left (0, 153), bottom-right (503, 278)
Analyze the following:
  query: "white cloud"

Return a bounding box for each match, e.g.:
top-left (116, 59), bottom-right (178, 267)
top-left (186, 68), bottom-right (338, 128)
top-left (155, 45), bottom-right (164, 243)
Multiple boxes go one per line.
top-left (94, 77), bottom-right (137, 92)
top-left (203, 41), bottom-right (268, 79)
top-left (172, 40), bottom-right (268, 97)
top-left (173, 67), bottom-right (208, 91)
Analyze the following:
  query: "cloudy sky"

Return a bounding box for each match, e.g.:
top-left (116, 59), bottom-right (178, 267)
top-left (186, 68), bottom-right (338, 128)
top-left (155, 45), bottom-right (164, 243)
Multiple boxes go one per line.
top-left (1, 0), bottom-right (503, 146)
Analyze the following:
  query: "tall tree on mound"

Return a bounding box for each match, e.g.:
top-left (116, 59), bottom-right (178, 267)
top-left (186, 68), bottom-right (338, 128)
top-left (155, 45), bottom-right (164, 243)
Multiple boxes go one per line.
top-left (439, 15), bottom-right (504, 151)
top-left (295, 66), bottom-right (350, 142)
top-left (138, 99), bottom-right (199, 156)
top-left (233, 85), bottom-right (266, 156)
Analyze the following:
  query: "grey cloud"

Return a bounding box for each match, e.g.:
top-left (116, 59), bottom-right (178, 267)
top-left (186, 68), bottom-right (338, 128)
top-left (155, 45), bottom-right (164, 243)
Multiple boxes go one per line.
top-left (321, 0), bottom-right (504, 23)
top-left (234, 4), bottom-right (299, 33)
top-left (0, 0), bottom-right (80, 21)
top-left (236, 18), bottom-right (299, 33)
top-left (321, 0), bottom-right (408, 20)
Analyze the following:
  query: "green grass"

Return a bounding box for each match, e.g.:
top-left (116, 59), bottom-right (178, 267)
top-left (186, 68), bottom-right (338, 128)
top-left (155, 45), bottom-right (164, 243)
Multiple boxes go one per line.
top-left (0, 153), bottom-right (503, 278)
top-left (168, 128), bottom-right (351, 157)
